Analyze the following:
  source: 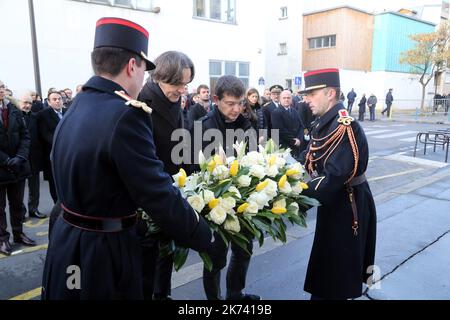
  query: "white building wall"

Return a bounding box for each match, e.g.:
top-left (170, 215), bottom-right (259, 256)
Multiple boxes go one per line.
top-left (0, 0), bottom-right (266, 96)
top-left (264, 0), bottom-right (303, 90)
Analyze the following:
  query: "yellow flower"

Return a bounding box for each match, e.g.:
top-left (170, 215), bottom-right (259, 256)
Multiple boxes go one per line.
top-left (207, 159), bottom-right (216, 173)
top-left (237, 203), bottom-right (249, 214)
top-left (213, 155), bottom-right (223, 165)
top-left (256, 180), bottom-right (269, 192)
top-left (271, 207), bottom-right (287, 215)
top-left (278, 175), bottom-right (287, 188)
top-left (178, 168), bottom-right (187, 187)
top-left (208, 198), bottom-right (220, 210)
top-left (300, 182), bottom-right (309, 190)
top-left (268, 155), bottom-right (277, 166)
top-left (229, 160), bottom-right (239, 177)
top-left (286, 169), bottom-right (300, 177)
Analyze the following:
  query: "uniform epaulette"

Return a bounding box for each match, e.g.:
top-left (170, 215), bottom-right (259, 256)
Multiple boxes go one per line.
top-left (115, 91), bottom-right (152, 114)
top-left (337, 109), bottom-right (354, 126)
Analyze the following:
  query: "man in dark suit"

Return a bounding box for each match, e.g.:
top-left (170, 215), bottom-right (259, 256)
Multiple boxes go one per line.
top-left (17, 93), bottom-right (45, 219)
top-left (41, 17), bottom-right (215, 300)
top-left (271, 90), bottom-right (304, 159)
top-left (137, 51), bottom-right (195, 300)
top-left (37, 91), bottom-right (65, 204)
top-left (0, 83), bottom-right (36, 256)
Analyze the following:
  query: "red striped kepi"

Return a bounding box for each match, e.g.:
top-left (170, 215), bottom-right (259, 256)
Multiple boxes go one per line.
top-left (300, 68), bottom-right (340, 94)
top-left (94, 17), bottom-right (156, 70)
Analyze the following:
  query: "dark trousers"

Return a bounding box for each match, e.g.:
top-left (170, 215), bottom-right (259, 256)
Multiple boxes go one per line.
top-left (358, 111), bottom-right (365, 121)
top-left (47, 172), bottom-right (57, 204)
top-left (347, 101), bottom-right (354, 114)
top-left (203, 231), bottom-right (253, 300)
top-left (369, 106), bottom-right (376, 121)
top-left (0, 180), bottom-right (25, 241)
top-left (142, 243), bottom-right (159, 300)
top-left (382, 103), bottom-right (392, 117)
top-left (153, 243), bottom-right (174, 299)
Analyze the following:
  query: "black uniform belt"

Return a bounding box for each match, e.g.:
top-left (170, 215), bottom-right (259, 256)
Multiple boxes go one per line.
top-left (349, 174), bottom-right (366, 187)
top-left (61, 204), bottom-right (137, 233)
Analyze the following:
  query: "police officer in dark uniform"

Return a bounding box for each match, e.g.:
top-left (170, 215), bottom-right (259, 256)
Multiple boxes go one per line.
top-left (193, 75), bottom-right (259, 300)
top-left (300, 68), bottom-right (377, 300)
top-left (41, 17), bottom-right (214, 300)
top-left (262, 84), bottom-right (283, 138)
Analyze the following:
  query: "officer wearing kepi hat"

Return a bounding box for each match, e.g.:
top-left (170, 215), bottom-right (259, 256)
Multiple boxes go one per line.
top-left (41, 17), bottom-right (215, 300)
top-left (263, 84), bottom-right (284, 137)
top-left (300, 68), bottom-right (377, 300)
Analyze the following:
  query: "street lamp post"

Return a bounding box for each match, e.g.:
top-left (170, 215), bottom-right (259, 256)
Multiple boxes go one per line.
top-left (28, 0), bottom-right (42, 96)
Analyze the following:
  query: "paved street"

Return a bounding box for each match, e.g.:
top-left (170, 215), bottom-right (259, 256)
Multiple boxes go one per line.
top-left (1, 118), bottom-right (449, 300)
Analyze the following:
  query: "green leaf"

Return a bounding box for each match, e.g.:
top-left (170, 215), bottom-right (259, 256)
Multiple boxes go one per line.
top-left (199, 252), bottom-right (213, 272)
top-left (297, 195), bottom-right (321, 207)
top-left (173, 246), bottom-right (189, 271)
top-left (212, 179), bottom-right (233, 198)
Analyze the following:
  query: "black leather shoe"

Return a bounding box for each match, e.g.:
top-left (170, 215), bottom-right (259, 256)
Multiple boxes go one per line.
top-left (0, 240), bottom-right (12, 256)
top-left (13, 233), bottom-right (36, 246)
top-left (29, 210), bottom-right (47, 219)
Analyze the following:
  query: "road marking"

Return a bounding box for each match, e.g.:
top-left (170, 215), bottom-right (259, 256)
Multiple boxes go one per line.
top-left (384, 154), bottom-right (449, 168)
top-left (9, 287), bottom-right (42, 300)
top-left (372, 130), bottom-right (417, 139)
top-left (365, 130), bottom-right (392, 136)
top-left (0, 244), bottom-right (48, 259)
top-left (24, 218), bottom-right (49, 228)
top-left (368, 168), bottom-right (424, 182)
top-left (399, 137), bottom-right (419, 142)
top-left (36, 231), bottom-right (48, 237)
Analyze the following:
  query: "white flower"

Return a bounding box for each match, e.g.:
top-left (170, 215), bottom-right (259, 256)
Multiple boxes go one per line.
top-left (266, 165), bottom-right (279, 177)
top-left (224, 214), bottom-right (241, 233)
top-left (275, 156), bottom-right (286, 168)
top-left (209, 206), bottom-right (227, 225)
top-left (212, 165), bottom-right (230, 180)
top-left (248, 192), bottom-right (271, 209)
top-left (292, 182), bottom-right (304, 195)
top-left (264, 179), bottom-right (278, 199)
top-left (187, 195), bottom-right (205, 213)
top-left (220, 197), bottom-right (236, 211)
top-left (228, 186), bottom-right (241, 199)
top-left (184, 174), bottom-right (199, 191)
top-left (202, 190), bottom-right (215, 204)
top-left (280, 181), bottom-right (292, 194)
top-left (288, 163), bottom-right (305, 180)
top-left (237, 175), bottom-right (251, 187)
top-left (273, 198), bottom-right (286, 209)
top-left (198, 150), bottom-right (206, 167)
top-left (241, 151), bottom-right (265, 167)
top-left (249, 165), bottom-right (266, 179)
top-left (289, 202), bottom-right (299, 215)
top-left (246, 201), bottom-right (259, 214)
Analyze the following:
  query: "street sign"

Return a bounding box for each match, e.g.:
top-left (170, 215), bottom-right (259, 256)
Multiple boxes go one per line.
top-left (294, 76), bottom-right (302, 86)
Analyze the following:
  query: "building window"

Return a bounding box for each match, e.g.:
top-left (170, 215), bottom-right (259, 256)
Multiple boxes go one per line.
top-left (209, 60), bottom-right (249, 93)
top-left (194, 0), bottom-right (236, 24)
top-left (308, 35), bottom-right (336, 49)
top-left (75, 0), bottom-right (154, 11)
top-left (278, 43), bottom-right (287, 55)
top-left (280, 6), bottom-right (288, 19)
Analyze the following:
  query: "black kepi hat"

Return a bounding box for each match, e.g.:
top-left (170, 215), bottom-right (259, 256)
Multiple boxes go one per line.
top-left (269, 85), bottom-right (284, 93)
top-left (300, 68), bottom-right (340, 94)
top-left (94, 17), bottom-right (155, 71)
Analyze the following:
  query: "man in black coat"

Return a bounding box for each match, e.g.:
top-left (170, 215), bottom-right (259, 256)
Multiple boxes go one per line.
top-left (0, 82), bottom-right (36, 256)
top-left (187, 84), bottom-right (212, 129)
top-left (346, 88), bottom-right (357, 115)
top-left (193, 75), bottom-right (259, 300)
top-left (41, 17), bottom-right (214, 300)
top-left (17, 92), bottom-right (45, 219)
top-left (271, 90), bottom-right (304, 159)
top-left (137, 51), bottom-right (195, 300)
top-left (37, 91), bottom-right (65, 204)
top-left (382, 88), bottom-right (394, 117)
top-left (300, 69), bottom-right (377, 300)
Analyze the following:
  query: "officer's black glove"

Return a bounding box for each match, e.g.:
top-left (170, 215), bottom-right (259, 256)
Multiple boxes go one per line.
top-left (6, 156), bottom-right (25, 174)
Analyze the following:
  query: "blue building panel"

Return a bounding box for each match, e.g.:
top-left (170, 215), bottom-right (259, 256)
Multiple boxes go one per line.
top-left (372, 13), bottom-right (435, 73)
